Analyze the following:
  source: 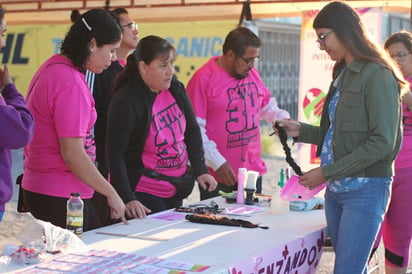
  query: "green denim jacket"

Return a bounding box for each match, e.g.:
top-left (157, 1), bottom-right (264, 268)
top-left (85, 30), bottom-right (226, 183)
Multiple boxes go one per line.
top-left (297, 60), bottom-right (402, 182)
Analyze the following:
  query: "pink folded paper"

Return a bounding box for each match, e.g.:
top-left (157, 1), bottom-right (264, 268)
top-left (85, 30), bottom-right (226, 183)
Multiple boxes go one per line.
top-left (280, 175), bottom-right (326, 201)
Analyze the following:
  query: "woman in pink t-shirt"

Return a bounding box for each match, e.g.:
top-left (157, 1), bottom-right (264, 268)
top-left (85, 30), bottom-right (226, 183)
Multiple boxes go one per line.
top-left (107, 36), bottom-right (217, 218)
top-left (22, 9), bottom-right (127, 231)
top-left (371, 30), bottom-right (412, 274)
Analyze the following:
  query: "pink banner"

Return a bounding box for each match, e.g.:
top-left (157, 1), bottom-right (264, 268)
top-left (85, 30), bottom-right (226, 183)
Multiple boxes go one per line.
top-left (228, 228), bottom-right (325, 274)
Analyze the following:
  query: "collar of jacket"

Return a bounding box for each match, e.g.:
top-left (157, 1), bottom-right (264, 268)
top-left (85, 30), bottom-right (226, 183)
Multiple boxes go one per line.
top-left (345, 59), bottom-right (366, 73)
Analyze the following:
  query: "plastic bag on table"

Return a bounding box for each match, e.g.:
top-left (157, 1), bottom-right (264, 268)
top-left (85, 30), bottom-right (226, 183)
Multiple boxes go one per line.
top-left (289, 197), bottom-right (324, 211)
top-left (280, 175), bottom-right (326, 201)
top-left (5, 219), bottom-right (88, 265)
top-left (19, 219), bottom-right (88, 253)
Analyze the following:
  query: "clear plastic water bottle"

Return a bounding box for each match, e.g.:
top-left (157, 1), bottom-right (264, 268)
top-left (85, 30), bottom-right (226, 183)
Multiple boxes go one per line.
top-left (66, 192), bottom-right (84, 237)
top-left (270, 181), bottom-right (290, 215)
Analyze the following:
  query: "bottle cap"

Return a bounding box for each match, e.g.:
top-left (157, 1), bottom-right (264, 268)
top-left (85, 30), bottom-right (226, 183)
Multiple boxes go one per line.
top-left (70, 192), bottom-right (80, 197)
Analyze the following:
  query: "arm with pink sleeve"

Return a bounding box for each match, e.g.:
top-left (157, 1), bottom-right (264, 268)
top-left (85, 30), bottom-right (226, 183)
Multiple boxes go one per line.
top-left (187, 70), bottom-right (226, 172)
top-left (260, 97), bottom-right (290, 123)
top-left (256, 72), bottom-right (290, 122)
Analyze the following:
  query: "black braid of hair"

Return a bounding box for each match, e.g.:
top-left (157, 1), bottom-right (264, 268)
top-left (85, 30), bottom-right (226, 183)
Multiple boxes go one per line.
top-left (185, 214), bottom-right (269, 229)
top-left (274, 121), bottom-right (303, 176)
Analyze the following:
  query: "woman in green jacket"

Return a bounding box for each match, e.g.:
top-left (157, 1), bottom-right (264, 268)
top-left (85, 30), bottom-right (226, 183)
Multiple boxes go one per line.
top-left (275, 2), bottom-right (408, 273)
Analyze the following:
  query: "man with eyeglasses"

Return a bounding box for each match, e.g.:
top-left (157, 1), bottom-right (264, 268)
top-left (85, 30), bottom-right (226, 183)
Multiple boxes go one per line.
top-left (187, 27), bottom-right (290, 200)
top-left (85, 7), bottom-right (139, 227)
top-left (86, 8), bottom-right (139, 179)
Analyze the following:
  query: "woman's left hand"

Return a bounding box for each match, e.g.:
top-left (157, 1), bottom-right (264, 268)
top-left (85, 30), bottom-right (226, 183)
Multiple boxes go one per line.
top-left (197, 174), bottom-right (218, 191)
top-left (298, 167), bottom-right (326, 190)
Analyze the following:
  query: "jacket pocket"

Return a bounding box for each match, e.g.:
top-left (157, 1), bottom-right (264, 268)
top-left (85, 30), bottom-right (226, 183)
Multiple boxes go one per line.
top-left (341, 121), bottom-right (367, 133)
top-left (341, 86), bottom-right (362, 108)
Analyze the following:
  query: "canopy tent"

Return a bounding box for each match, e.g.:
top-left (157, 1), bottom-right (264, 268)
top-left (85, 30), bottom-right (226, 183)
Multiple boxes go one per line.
top-left (2, 0), bottom-right (411, 24)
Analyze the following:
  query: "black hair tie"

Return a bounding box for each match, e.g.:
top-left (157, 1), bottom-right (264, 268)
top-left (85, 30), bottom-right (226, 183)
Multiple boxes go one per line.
top-left (274, 121), bottom-right (303, 176)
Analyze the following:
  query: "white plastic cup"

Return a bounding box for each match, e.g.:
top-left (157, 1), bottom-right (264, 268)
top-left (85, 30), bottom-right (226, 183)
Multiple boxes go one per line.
top-left (245, 170), bottom-right (259, 190)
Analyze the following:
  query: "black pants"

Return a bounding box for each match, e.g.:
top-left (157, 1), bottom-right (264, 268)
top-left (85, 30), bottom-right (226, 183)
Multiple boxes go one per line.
top-left (89, 191), bottom-right (119, 228)
top-left (23, 189), bottom-right (101, 231)
top-left (198, 176), bottom-right (262, 200)
top-left (135, 192), bottom-right (182, 214)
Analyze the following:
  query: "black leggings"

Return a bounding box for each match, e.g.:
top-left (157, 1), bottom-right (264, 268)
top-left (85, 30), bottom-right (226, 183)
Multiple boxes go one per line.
top-left (23, 189), bottom-right (101, 231)
top-left (135, 192), bottom-right (182, 214)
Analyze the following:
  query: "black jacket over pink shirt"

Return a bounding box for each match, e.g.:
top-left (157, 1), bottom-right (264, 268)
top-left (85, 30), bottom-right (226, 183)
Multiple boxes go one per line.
top-left (106, 75), bottom-right (208, 203)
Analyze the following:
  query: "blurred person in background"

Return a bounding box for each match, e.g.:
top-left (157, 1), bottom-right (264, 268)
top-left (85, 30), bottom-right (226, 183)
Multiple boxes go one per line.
top-left (0, 5), bottom-right (34, 221)
top-left (86, 7), bottom-right (139, 179)
top-left (85, 7), bottom-right (139, 227)
top-left (371, 30), bottom-right (412, 274)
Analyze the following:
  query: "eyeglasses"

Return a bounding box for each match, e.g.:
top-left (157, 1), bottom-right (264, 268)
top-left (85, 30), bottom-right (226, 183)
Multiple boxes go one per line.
top-left (237, 55), bottom-right (260, 67)
top-left (389, 52), bottom-right (411, 62)
top-left (122, 22), bottom-right (138, 31)
top-left (316, 29), bottom-right (334, 48)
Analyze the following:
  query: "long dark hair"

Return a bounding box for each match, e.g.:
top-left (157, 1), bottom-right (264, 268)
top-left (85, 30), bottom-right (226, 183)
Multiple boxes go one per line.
top-left (313, 1), bottom-right (408, 94)
top-left (61, 8), bottom-right (122, 73)
top-left (113, 35), bottom-right (175, 93)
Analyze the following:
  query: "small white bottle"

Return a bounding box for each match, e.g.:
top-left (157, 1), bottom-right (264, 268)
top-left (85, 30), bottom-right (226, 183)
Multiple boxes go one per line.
top-left (270, 185), bottom-right (290, 214)
top-left (236, 168), bottom-right (247, 204)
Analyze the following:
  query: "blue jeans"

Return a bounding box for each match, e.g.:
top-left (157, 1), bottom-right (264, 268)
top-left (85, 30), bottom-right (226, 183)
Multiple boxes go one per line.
top-left (325, 178), bottom-right (391, 274)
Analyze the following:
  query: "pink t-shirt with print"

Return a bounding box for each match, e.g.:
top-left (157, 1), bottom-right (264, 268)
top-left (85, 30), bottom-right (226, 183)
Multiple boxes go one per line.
top-left (187, 56), bottom-right (274, 177)
top-left (23, 54), bottom-right (96, 199)
top-left (136, 89), bottom-right (188, 198)
top-left (395, 77), bottom-right (412, 169)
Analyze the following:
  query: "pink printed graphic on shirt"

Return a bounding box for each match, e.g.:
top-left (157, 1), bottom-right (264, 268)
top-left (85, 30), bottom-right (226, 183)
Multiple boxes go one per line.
top-left (226, 82), bottom-right (260, 149)
top-left (187, 57), bottom-right (271, 178)
top-left (136, 90), bottom-right (188, 197)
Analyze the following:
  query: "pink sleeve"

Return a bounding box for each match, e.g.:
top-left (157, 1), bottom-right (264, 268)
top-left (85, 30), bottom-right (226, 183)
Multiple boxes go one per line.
top-left (252, 69), bottom-right (290, 122)
top-left (186, 72), bottom-right (209, 120)
top-left (53, 84), bottom-right (92, 138)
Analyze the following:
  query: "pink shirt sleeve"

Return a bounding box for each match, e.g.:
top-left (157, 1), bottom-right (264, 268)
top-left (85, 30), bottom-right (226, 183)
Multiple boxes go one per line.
top-left (54, 81), bottom-right (95, 138)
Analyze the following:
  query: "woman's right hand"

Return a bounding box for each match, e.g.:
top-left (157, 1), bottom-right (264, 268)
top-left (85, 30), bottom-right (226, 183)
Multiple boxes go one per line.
top-left (107, 193), bottom-right (128, 224)
top-left (273, 119), bottom-right (301, 138)
top-left (125, 200), bottom-right (151, 219)
top-left (215, 161), bottom-right (237, 187)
